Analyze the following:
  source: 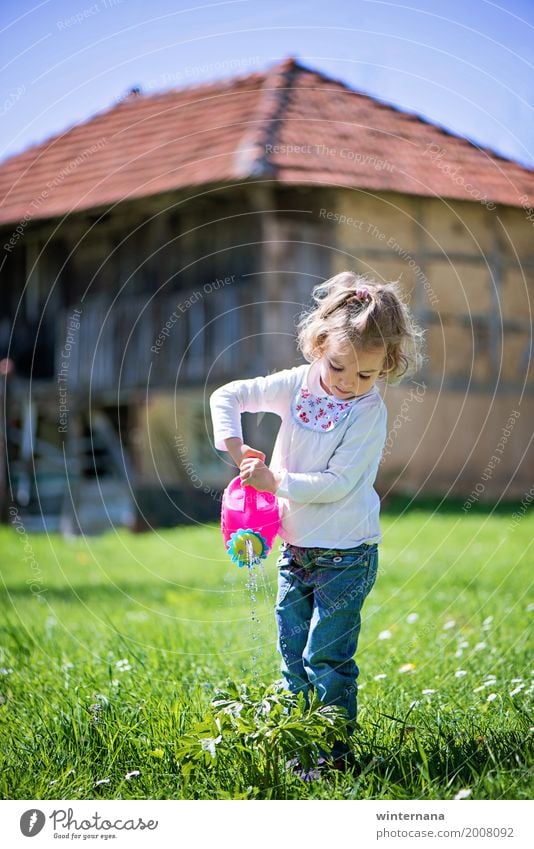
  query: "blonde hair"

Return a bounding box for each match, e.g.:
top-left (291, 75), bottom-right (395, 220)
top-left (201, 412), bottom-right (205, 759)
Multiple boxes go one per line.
top-left (297, 271), bottom-right (425, 384)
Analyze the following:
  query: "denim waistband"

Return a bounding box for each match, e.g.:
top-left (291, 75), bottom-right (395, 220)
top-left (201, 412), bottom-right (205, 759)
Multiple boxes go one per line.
top-left (282, 541), bottom-right (374, 568)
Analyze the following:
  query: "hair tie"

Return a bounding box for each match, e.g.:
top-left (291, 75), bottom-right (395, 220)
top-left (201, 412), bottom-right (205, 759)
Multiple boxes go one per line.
top-left (344, 286), bottom-right (372, 307)
top-left (322, 286), bottom-right (372, 318)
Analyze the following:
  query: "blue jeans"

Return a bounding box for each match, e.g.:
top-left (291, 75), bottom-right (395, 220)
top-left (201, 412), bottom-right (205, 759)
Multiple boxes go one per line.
top-left (275, 541), bottom-right (379, 757)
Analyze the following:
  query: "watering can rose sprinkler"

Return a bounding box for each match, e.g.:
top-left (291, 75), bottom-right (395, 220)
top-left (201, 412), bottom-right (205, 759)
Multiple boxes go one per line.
top-left (221, 476), bottom-right (281, 567)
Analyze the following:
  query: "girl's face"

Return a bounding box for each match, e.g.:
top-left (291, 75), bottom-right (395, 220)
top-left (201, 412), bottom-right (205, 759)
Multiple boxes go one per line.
top-left (319, 342), bottom-right (386, 399)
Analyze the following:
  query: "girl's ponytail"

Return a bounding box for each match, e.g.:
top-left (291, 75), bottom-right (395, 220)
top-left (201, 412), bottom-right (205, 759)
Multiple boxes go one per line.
top-left (317, 277), bottom-right (374, 319)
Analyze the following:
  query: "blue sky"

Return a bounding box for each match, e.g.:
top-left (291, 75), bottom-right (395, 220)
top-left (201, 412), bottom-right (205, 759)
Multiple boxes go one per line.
top-left (1, 0), bottom-right (533, 168)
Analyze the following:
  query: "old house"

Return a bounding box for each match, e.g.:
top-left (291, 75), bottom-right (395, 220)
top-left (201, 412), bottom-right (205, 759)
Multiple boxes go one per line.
top-left (0, 56), bottom-right (532, 532)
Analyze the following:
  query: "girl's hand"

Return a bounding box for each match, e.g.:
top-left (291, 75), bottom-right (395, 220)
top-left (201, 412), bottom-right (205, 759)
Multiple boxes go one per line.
top-left (239, 458), bottom-right (281, 494)
top-left (240, 443), bottom-right (266, 464)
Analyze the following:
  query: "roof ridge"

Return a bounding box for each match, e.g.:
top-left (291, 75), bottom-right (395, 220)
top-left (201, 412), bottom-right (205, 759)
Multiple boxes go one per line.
top-left (233, 56), bottom-right (302, 178)
top-left (260, 57), bottom-right (302, 157)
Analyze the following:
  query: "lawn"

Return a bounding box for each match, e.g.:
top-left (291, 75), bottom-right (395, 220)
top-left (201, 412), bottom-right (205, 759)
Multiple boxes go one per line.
top-left (1, 502), bottom-right (532, 800)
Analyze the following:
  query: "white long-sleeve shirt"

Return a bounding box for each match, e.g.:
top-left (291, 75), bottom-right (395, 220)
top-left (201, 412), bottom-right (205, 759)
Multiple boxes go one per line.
top-left (209, 359), bottom-right (388, 548)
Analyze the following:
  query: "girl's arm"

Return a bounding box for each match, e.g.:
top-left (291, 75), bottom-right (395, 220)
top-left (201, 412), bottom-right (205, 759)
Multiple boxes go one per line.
top-left (209, 367), bottom-right (299, 453)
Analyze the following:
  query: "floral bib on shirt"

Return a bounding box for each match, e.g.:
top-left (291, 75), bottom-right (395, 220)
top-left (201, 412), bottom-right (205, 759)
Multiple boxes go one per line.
top-left (291, 386), bottom-right (356, 432)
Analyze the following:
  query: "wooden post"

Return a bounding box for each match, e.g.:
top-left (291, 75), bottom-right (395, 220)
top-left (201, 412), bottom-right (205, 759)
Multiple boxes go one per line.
top-left (59, 404), bottom-right (84, 537)
top-left (0, 377), bottom-right (7, 522)
top-left (250, 185), bottom-right (296, 371)
top-left (25, 239), bottom-right (40, 323)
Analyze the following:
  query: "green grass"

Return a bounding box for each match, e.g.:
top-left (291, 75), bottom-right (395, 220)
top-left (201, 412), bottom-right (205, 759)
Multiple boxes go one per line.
top-left (0, 507), bottom-right (533, 800)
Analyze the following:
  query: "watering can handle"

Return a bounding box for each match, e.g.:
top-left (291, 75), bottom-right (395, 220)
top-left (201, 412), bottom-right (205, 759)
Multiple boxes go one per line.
top-left (243, 483), bottom-right (257, 511)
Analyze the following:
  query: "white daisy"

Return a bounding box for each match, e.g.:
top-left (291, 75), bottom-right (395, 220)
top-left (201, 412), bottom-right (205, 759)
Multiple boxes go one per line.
top-left (473, 682), bottom-right (493, 692)
top-left (454, 788), bottom-right (472, 800)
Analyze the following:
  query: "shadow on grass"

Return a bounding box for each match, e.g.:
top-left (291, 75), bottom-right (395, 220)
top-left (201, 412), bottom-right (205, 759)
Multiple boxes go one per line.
top-left (352, 718), bottom-right (533, 797)
top-left (0, 579), bottom-right (251, 604)
top-left (381, 493), bottom-right (531, 517)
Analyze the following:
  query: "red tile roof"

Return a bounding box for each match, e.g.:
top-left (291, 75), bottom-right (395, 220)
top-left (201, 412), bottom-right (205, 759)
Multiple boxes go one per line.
top-left (1, 56), bottom-right (533, 226)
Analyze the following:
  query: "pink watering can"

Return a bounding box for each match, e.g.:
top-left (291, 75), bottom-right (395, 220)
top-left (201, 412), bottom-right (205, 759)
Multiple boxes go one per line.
top-left (221, 476), bottom-right (281, 567)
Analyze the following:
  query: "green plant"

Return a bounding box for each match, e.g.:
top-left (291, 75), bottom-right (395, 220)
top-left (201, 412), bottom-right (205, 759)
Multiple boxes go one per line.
top-left (176, 679), bottom-right (350, 791)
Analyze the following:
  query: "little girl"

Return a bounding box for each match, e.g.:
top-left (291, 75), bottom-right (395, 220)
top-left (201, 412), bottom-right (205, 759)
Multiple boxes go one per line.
top-left (210, 270), bottom-right (424, 774)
